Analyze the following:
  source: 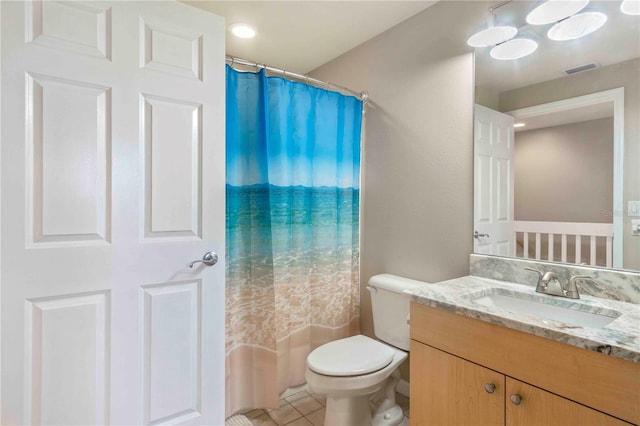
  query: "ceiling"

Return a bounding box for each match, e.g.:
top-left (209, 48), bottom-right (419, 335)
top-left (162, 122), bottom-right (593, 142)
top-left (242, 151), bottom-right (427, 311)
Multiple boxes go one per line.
top-left (183, 1), bottom-right (639, 96)
top-left (474, 0), bottom-right (640, 94)
top-left (184, 1), bottom-right (437, 74)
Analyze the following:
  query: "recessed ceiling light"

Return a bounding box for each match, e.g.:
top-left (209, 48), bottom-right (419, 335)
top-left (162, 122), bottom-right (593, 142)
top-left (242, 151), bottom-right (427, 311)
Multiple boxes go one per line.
top-left (514, 123), bottom-right (526, 128)
top-left (228, 23), bottom-right (256, 39)
top-left (526, 0), bottom-right (590, 25)
top-left (490, 39), bottom-right (538, 60)
top-left (467, 26), bottom-right (518, 47)
top-left (547, 12), bottom-right (607, 41)
top-left (620, 0), bottom-right (640, 15)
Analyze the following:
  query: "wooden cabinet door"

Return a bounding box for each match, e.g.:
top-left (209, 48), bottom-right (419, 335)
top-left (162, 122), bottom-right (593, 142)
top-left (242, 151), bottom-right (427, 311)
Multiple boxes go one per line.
top-left (410, 340), bottom-right (505, 426)
top-left (506, 378), bottom-right (631, 426)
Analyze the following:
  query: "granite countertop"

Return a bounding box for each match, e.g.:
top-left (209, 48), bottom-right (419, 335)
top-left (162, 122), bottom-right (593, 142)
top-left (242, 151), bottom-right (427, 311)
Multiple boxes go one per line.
top-left (407, 275), bottom-right (640, 363)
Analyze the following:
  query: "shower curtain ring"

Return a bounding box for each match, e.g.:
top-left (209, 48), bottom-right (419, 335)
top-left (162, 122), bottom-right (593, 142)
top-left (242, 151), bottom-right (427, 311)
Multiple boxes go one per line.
top-left (230, 57), bottom-right (235, 67)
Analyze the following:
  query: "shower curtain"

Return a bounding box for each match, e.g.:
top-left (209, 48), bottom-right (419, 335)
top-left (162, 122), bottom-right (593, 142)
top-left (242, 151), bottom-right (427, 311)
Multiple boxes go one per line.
top-left (225, 65), bottom-right (363, 415)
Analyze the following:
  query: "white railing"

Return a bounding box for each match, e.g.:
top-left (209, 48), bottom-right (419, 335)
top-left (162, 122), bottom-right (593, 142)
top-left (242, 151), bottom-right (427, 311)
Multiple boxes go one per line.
top-left (513, 221), bottom-right (614, 268)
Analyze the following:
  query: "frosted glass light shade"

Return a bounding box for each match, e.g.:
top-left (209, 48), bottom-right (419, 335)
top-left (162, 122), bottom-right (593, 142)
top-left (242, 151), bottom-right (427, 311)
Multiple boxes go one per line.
top-left (467, 26), bottom-right (518, 47)
top-left (547, 12), bottom-right (607, 40)
top-left (620, 0), bottom-right (640, 15)
top-left (526, 0), bottom-right (590, 25)
top-left (490, 39), bottom-right (538, 60)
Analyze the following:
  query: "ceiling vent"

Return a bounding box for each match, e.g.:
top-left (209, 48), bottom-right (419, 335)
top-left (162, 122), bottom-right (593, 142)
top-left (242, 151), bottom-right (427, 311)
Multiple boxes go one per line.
top-left (564, 62), bottom-right (600, 75)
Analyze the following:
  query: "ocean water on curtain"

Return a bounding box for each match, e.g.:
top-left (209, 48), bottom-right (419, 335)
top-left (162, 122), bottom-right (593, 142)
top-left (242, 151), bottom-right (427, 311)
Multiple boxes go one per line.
top-left (226, 183), bottom-right (360, 351)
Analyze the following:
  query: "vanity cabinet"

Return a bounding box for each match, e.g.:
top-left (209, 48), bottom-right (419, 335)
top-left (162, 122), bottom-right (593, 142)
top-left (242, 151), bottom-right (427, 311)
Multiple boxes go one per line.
top-left (411, 341), bottom-right (629, 425)
top-left (409, 303), bottom-right (640, 426)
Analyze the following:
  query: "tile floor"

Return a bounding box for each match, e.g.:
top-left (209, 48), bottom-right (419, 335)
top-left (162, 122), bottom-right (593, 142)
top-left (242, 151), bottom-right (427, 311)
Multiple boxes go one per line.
top-left (242, 390), bottom-right (410, 426)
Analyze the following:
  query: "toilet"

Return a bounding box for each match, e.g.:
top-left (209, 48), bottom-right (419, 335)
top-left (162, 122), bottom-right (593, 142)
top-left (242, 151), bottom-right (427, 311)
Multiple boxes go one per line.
top-left (305, 274), bottom-right (425, 426)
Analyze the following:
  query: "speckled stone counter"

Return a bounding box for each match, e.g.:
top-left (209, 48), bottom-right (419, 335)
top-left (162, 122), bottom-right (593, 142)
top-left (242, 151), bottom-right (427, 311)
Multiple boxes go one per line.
top-left (407, 275), bottom-right (640, 363)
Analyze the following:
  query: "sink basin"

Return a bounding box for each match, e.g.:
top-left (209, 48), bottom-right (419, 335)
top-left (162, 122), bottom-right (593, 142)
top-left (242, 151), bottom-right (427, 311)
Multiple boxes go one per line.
top-left (468, 288), bottom-right (621, 329)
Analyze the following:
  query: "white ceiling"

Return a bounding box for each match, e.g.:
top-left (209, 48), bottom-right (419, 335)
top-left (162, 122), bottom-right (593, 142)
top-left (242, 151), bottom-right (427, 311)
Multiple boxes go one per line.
top-left (183, 0), bottom-right (639, 95)
top-left (474, 0), bottom-right (640, 94)
top-left (184, 1), bottom-right (437, 74)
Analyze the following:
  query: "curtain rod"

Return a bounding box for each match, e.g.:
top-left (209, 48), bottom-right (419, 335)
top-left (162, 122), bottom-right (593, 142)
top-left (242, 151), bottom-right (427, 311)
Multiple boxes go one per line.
top-left (226, 55), bottom-right (369, 102)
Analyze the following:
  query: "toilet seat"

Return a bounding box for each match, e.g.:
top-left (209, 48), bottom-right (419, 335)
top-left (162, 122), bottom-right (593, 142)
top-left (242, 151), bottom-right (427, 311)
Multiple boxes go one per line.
top-left (307, 335), bottom-right (395, 376)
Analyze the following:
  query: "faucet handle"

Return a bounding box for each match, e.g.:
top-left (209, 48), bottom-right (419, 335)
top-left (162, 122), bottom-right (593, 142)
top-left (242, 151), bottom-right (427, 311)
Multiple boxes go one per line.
top-left (524, 267), bottom-right (543, 280)
top-left (565, 275), bottom-right (594, 299)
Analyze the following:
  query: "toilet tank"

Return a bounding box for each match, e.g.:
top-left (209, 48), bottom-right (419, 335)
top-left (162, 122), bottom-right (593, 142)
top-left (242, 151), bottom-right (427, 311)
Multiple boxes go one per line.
top-left (368, 274), bottom-right (428, 351)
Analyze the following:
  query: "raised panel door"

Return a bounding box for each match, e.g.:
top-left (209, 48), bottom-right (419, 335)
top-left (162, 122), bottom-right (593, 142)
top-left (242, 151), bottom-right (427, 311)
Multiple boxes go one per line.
top-left (1, 2), bottom-right (225, 424)
top-left (506, 378), bottom-right (631, 426)
top-left (410, 340), bottom-right (505, 426)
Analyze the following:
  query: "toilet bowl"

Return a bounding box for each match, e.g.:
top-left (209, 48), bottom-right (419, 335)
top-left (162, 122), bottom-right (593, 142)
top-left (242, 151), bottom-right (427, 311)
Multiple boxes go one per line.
top-left (305, 274), bottom-right (426, 426)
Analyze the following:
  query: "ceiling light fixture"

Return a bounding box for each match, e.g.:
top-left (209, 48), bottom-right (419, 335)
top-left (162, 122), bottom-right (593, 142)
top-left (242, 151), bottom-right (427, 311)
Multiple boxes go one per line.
top-left (620, 0), bottom-right (640, 15)
top-left (467, 25), bottom-right (518, 47)
top-left (228, 23), bottom-right (256, 39)
top-left (526, 0), bottom-right (590, 25)
top-left (490, 38), bottom-right (539, 60)
top-left (467, 10), bottom-right (517, 47)
top-left (547, 11), bottom-right (607, 40)
top-left (514, 123), bottom-right (526, 128)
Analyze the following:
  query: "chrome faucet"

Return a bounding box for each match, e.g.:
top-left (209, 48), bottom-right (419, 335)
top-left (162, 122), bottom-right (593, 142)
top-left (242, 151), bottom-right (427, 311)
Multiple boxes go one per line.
top-left (524, 268), bottom-right (594, 299)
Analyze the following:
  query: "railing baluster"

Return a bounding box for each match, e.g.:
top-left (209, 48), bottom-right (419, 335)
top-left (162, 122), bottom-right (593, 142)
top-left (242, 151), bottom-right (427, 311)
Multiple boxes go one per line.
top-left (590, 236), bottom-right (596, 265)
top-left (575, 235), bottom-right (582, 264)
top-left (561, 234), bottom-right (567, 262)
top-left (523, 233), bottom-right (529, 259)
top-left (535, 233), bottom-right (541, 260)
top-left (548, 234), bottom-right (554, 261)
top-left (606, 237), bottom-right (613, 268)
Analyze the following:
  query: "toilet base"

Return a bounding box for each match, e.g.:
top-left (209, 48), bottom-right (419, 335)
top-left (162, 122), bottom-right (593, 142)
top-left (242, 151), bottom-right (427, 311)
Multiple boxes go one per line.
top-left (372, 404), bottom-right (404, 426)
top-left (325, 394), bottom-right (372, 426)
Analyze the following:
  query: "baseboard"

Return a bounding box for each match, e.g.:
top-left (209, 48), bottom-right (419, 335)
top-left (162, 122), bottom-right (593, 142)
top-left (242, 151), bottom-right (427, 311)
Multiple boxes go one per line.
top-left (397, 379), bottom-right (410, 398)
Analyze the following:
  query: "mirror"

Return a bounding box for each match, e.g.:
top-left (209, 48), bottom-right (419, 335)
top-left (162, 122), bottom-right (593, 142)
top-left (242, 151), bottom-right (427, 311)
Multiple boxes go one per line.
top-left (473, 0), bottom-right (640, 271)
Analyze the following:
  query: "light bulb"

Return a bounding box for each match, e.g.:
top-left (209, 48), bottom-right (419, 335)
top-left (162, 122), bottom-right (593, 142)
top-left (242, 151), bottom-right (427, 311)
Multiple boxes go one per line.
top-left (467, 26), bottom-right (518, 47)
top-left (490, 39), bottom-right (538, 60)
top-left (526, 0), bottom-right (590, 25)
top-left (547, 12), bottom-right (607, 41)
top-left (228, 23), bottom-right (256, 39)
top-left (620, 0), bottom-right (640, 15)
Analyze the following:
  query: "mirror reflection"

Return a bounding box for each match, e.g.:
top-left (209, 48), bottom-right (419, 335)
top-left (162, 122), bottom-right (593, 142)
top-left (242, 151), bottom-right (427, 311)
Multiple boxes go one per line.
top-left (473, 0), bottom-right (640, 271)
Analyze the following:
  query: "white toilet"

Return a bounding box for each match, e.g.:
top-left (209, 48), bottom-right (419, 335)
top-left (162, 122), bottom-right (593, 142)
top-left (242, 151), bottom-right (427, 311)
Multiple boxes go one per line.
top-left (305, 274), bottom-right (425, 426)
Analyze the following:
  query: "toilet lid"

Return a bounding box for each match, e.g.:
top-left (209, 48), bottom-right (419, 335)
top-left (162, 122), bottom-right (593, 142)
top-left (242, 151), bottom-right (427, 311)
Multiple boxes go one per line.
top-left (307, 335), bottom-right (395, 376)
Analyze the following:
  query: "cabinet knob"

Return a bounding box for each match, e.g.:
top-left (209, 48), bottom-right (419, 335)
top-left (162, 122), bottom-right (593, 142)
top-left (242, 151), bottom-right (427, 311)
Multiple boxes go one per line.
top-left (484, 383), bottom-right (496, 394)
top-left (510, 394), bottom-right (522, 405)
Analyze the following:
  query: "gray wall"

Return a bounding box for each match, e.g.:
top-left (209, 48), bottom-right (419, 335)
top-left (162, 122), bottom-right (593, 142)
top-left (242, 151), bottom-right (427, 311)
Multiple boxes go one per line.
top-left (500, 58), bottom-right (640, 270)
top-left (515, 118), bottom-right (614, 223)
top-left (310, 1), bottom-right (482, 351)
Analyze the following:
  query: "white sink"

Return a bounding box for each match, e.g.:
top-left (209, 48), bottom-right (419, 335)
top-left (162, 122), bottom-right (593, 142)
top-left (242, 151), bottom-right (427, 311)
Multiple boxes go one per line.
top-left (468, 288), bottom-right (621, 329)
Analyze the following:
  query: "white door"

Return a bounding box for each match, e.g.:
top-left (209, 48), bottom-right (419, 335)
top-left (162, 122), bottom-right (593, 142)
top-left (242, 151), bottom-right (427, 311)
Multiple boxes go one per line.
top-left (1, 2), bottom-right (225, 425)
top-left (474, 104), bottom-right (515, 257)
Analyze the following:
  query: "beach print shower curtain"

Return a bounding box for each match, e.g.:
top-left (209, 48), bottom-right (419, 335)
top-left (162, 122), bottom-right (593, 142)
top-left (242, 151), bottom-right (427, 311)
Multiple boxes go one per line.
top-left (225, 65), bottom-right (363, 415)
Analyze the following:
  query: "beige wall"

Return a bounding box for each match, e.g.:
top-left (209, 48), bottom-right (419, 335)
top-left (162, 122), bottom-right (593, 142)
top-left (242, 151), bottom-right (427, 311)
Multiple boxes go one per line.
top-left (515, 117), bottom-right (614, 223)
top-left (310, 1), bottom-right (484, 374)
top-left (500, 58), bottom-right (640, 270)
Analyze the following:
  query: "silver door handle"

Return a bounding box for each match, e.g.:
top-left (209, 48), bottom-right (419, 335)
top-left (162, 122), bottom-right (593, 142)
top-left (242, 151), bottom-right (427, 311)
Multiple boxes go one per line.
top-left (474, 231), bottom-right (490, 239)
top-left (189, 251), bottom-right (218, 268)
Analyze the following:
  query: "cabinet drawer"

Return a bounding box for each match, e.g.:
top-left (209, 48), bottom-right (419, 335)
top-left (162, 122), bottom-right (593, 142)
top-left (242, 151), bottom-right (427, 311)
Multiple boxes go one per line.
top-left (410, 302), bottom-right (640, 424)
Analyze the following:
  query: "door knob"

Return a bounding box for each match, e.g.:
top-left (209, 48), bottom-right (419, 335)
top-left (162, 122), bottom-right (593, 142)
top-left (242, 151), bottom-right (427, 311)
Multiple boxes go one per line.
top-left (474, 231), bottom-right (490, 239)
top-left (189, 251), bottom-right (218, 268)
top-left (484, 383), bottom-right (496, 394)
